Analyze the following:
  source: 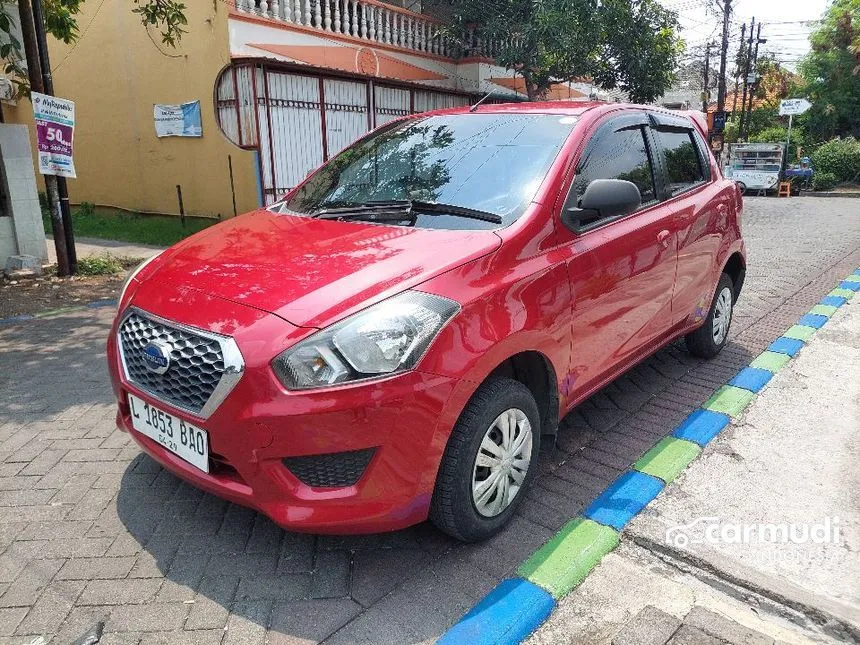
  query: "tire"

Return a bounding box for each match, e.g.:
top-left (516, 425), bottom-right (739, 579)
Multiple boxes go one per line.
top-left (736, 181), bottom-right (747, 195)
top-left (685, 273), bottom-right (735, 359)
top-left (430, 377), bottom-right (540, 542)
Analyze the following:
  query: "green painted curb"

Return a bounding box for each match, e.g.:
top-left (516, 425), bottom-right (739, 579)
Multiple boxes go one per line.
top-left (829, 288), bottom-right (855, 299)
top-left (518, 517), bottom-right (619, 599)
top-left (783, 324), bottom-right (816, 341)
top-left (33, 306), bottom-right (86, 318)
top-left (749, 351), bottom-right (792, 372)
top-left (703, 385), bottom-right (756, 418)
top-left (843, 274), bottom-right (860, 283)
top-left (633, 437), bottom-right (702, 484)
top-left (809, 304), bottom-right (838, 317)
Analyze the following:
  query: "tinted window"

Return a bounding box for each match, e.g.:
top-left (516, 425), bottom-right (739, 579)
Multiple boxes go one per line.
top-left (571, 126), bottom-right (656, 208)
top-left (284, 113), bottom-right (577, 228)
top-left (655, 128), bottom-right (705, 195)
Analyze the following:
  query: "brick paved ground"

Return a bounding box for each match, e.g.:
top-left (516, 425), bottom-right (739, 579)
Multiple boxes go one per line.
top-left (1, 197), bottom-right (859, 644)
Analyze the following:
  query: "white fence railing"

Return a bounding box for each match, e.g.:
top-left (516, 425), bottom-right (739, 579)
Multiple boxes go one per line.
top-left (235, 0), bottom-right (507, 59)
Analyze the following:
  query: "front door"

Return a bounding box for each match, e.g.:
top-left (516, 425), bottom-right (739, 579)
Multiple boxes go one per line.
top-left (555, 113), bottom-right (679, 399)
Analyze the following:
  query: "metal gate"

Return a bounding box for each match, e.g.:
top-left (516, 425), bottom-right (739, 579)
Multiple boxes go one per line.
top-left (216, 63), bottom-right (471, 205)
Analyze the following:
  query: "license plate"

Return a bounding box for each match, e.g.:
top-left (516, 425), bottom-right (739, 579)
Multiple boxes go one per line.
top-left (127, 393), bottom-right (209, 473)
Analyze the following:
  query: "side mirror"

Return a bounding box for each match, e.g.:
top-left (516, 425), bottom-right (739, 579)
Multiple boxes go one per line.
top-left (561, 179), bottom-right (642, 233)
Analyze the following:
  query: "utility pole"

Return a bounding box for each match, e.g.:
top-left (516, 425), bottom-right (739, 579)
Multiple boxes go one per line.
top-left (743, 23), bottom-right (765, 140)
top-left (738, 17), bottom-right (755, 142)
top-left (702, 42), bottom-right (712, 113)
top-left (731, 22), bottom-right (746, 116)
top-left (716, 0), bottom-right (731, 114)
top-left (31, 0), bottom-right (77, 274)
top-left (16, 0), bottom-right (69, 276)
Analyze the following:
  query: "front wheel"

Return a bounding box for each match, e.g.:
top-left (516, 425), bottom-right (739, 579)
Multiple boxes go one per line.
top-left (430, 377), bottom-right (540, 542)
top-left (685, 273), bottom-right (735, 359)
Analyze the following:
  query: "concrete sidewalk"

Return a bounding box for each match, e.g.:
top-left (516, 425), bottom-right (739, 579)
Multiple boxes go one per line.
top-left (530, 297), bottom-right (860, 645)
top-left (46, 236), bottom-right (164, 264)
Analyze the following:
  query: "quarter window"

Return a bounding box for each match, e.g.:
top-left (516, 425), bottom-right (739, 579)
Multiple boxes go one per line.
top-left (571, 126), bottom-right (656, 210)
top-left (654, 128), bottom-right (706, 195)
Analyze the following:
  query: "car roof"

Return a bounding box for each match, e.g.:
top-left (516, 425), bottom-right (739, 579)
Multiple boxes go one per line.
top-left (415, 101), bottom-right (706, 137)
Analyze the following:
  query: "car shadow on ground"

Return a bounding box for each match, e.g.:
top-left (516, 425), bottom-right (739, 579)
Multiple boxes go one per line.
top-left (115, 338), bottom-right (753, 641)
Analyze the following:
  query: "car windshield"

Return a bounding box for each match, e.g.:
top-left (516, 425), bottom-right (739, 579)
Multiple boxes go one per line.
top-left (281, 113), bottom-right (578, 230)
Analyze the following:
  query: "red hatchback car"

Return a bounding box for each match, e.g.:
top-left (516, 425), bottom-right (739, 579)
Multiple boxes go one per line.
top-left (107, 102), bottom-right (745, 541)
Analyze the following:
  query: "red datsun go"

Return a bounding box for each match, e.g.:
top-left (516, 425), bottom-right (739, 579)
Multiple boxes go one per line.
top-left (107, 102), bottom-right (745, 541)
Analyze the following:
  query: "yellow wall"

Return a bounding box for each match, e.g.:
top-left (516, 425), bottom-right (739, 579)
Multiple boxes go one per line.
top-left (4, 1), bottom-right (260, 218)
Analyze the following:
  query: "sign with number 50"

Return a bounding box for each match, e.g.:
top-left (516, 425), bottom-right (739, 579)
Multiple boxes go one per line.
top-left (32, 91), bottom-right (76, 179)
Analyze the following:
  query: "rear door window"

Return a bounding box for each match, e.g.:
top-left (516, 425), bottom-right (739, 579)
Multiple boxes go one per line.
top-left (653, 128), bottom-right (707, 196)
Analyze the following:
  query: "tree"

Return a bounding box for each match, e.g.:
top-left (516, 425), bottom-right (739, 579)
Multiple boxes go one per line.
top-left (440, 0), bottom-right (682, 101)
top-left (800, 0), bottom-right (860, 139)
top-left (0, 0), bottom-right (188, 96)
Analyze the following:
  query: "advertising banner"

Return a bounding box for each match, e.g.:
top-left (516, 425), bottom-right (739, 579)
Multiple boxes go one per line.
top-left (154, 101), bottom-right (203, 137)
top-left (32, 92), bottom-right (76, 179)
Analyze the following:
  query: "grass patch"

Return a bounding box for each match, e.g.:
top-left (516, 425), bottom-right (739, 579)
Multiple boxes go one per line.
top-left (44, 253), bottom-right (143, 277)
top-left (43, 204), bottom-right (218, 247)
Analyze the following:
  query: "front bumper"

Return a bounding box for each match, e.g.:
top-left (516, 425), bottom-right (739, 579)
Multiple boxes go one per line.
top-left (108, 287), bottom-right (460, 534)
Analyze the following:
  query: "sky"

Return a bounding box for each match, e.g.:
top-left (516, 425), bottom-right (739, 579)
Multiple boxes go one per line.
top-left (661, 0), bottom-right (831, 71)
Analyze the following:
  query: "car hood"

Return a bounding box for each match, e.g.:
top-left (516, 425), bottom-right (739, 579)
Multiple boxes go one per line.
top-left (148, 209), bottom-right (501, 329)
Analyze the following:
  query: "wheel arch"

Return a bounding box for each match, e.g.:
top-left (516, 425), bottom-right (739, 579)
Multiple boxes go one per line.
top-left (486, 350), bottom-right (560, 437)
top-left (721, 251), bottom-right (746, 301)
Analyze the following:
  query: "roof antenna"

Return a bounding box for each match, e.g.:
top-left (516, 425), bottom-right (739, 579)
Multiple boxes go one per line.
top-left (469, 91), bottom-right (493, 112)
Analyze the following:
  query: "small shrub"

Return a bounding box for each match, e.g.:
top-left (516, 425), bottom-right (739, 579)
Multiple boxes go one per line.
top-left (77, 202), bottom-right (96, 217)
top-left (76, 253), bottom-right (127, 276)
top-left (812, 172), bottom-right (838, 191)
top-left (811, 138), bottom-right (860, 184)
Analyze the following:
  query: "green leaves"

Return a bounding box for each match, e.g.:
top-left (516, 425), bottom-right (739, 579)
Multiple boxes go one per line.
top-left (800, 0), bottom-right (860, 139)
top-left (0, 1), bottom-right (189, 97)
top-left (441, 0), bottom-right (681, 101)
top-left (131, 0), bottom-right (188, 47)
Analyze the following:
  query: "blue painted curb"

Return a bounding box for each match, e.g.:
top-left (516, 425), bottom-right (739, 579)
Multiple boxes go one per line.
top-left (820, 295), bottom-right (847, 307)
top-left (438, 578), bottom-right (555, 645)
top-left (839, 280), bottom-right (860, 291)
top-left (768, 336), bottom-right (805, 357)
top-left (583, 471), bottom-right (664, 531)
top-left (672, 409), bottom-right (730, 447)
top-left (797, 313), bottom-right (828, 329)
top-left (728, 367), bottom-right (773, 393)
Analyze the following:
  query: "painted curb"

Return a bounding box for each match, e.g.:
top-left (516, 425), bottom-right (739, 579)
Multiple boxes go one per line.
top-left (439, 269), bottom-right (857, 644)
top-left (437, 579), bottom-right (555, 645)
top-left (0, 298), bottom-right (116, 326)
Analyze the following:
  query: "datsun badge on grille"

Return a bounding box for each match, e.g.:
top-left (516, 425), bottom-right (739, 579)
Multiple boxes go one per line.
top-left (142, 340), bottom-right (172, 375)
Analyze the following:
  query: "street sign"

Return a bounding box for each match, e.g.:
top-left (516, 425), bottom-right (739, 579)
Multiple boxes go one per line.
top-left (32, 92), bottom-right (76, 179)
top-left (712, 110), bottom-right (727, 132)
top-left (779, 99), bottom-right (812, 116)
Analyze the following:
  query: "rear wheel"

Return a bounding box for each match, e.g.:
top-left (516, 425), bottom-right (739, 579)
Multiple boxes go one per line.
top-left (430, 377), bottom-right (540, 542)
top-left (685, 273), bottom-right (734, 359)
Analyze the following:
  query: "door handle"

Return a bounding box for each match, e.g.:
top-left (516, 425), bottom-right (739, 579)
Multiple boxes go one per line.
top-left (657, 229), bottom-right (671, 248)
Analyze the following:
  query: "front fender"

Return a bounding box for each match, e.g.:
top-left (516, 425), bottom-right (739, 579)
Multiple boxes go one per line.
top-left (414, 258), bottom-right (572, 494)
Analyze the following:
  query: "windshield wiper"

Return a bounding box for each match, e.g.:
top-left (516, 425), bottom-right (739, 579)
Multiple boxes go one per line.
top-left (408, 200), bottom-right (502, 224)
top-left (313, 200), bottom-right (502, 224)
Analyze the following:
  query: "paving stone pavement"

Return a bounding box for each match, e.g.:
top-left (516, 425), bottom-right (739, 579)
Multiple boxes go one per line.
top-left (1, 197), bottom-right (859, 644)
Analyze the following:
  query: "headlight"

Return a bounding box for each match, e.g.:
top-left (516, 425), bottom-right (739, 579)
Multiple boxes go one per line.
top-left (272, 291), bottom-right (459, 390)
top-left (117, 251), bottom-right (163, 310)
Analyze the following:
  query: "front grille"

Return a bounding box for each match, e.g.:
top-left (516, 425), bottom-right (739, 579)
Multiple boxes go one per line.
top-left (283, 448), bottom-right (376, 488)
top-left (119, 311), bottom-right (225, 414)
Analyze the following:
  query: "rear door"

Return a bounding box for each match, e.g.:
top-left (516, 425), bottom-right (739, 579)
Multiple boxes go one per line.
top-left (555, 112), bottom-right (679, 398)
top-left (646, 113), bottom-right (727, 328)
